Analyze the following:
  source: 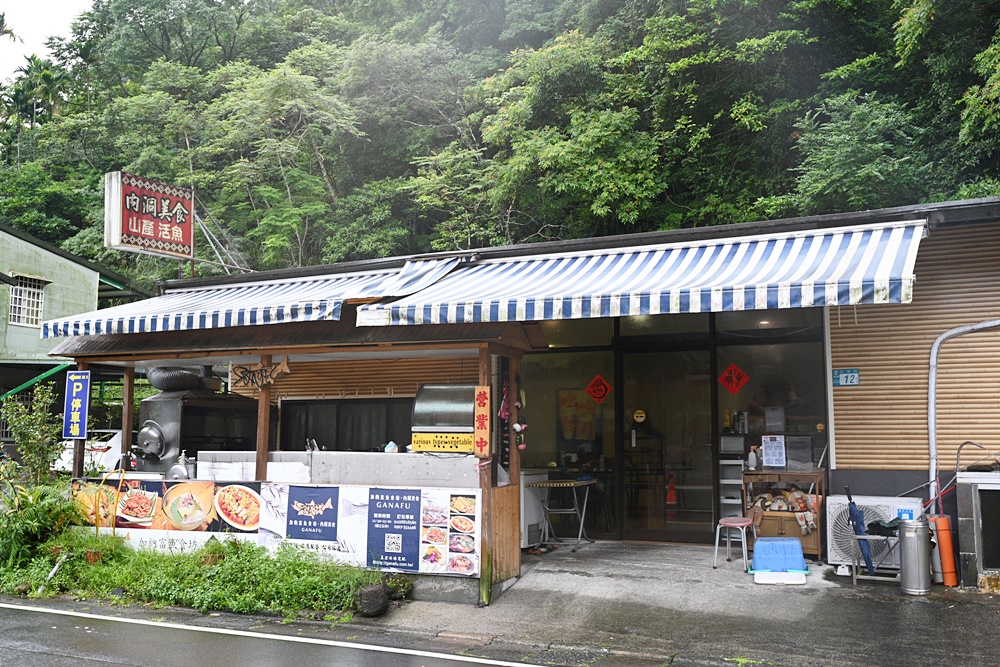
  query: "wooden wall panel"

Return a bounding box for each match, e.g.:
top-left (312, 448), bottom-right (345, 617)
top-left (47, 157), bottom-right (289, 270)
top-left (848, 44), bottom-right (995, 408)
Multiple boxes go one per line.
top-left (488, 484), bottom-right (521, 582)
top-left (830, 222), bottom-right (1000, 471)
top-left (233, 357), bottom-right (479, 400)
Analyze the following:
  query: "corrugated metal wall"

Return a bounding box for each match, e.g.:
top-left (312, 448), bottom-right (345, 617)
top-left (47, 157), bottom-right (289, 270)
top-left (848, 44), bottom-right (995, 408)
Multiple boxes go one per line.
top-left (233, 356), bottom-right (480, 400)
top-left (830, 221), bottom-right (1000, 471)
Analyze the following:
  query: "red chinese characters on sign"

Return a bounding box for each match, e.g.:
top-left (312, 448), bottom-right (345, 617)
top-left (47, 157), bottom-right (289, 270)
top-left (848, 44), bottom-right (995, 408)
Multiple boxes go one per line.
top-left (585, 375), bottom-right (612, 404)
top-left (718, 363), bottom-right (750, 395)
top-left (109, 172), bottom-right (194, 259)
top-left (473, 386), bottom-right (490, 459)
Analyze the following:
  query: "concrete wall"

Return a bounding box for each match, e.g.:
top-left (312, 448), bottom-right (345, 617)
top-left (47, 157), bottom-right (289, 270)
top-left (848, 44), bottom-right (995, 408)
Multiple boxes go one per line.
top-left (196, 450), bottom-right (482, 488)
top-left (0, 231), bottom-right (98, 362)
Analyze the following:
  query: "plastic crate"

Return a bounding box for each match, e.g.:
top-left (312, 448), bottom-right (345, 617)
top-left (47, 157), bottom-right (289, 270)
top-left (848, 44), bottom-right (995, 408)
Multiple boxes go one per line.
top-left (751, 537), bottom-right (807, 572)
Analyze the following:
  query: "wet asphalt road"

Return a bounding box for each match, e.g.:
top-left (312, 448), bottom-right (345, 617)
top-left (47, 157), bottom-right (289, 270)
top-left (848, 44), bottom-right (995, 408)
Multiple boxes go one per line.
top-left (4, 540), bottom-right (1000, 667)
top-left (0, 603), bottom-right (536, 667)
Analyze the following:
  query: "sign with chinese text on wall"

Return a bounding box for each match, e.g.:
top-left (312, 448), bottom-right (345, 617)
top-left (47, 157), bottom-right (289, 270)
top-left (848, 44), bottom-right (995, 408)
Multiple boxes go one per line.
top-left (105, 171), bottom-right (194, 259)
top-left (72, 480), bottom-right (483, 577)
top-left (287, 486), bottom-right (339, 541)
top-left (474, 385), bottom-right (490, 459)
top-left (62, 371), bottom-right (91, 439)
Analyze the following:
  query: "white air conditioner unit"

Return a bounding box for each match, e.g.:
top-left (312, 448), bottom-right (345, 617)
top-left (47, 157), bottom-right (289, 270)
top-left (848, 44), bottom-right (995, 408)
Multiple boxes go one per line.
top-left (826, 495), bottom-right (924, 569)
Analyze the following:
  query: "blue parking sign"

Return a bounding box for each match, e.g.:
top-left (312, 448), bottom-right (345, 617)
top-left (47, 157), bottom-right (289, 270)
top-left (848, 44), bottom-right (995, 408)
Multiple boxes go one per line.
top-left (62, 371), bottom-right (91, 440)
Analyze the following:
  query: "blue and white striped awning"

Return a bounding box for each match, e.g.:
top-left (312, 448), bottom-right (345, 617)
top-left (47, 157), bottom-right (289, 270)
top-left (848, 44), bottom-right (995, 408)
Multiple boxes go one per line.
top-left (42, 258), bottom-right (461, 338)
top-left (356, 220), bottom-right (926, 326)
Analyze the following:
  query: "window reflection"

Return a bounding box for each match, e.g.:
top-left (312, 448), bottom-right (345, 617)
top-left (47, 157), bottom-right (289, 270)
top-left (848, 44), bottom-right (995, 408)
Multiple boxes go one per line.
top-left (716, 308), bottom-right (823, 339)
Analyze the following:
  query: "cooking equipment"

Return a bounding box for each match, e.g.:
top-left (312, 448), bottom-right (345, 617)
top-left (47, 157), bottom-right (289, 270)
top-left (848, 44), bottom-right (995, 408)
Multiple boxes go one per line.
top-left (132, 390), bottom-right (263, 475)
top-left (410, 384), bottom-right (476, 453)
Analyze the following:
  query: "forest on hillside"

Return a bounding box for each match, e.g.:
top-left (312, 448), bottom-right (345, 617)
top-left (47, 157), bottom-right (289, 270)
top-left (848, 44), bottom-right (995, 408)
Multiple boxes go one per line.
top-left (1, 1), bottom-right (999, 287)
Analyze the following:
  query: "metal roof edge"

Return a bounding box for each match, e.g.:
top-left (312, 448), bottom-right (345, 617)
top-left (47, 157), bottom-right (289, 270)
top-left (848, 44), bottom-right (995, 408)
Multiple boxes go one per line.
top-left (157, 196), bottom-right (1000, 292)
top-left (155, 249), bottom-right (484, 293)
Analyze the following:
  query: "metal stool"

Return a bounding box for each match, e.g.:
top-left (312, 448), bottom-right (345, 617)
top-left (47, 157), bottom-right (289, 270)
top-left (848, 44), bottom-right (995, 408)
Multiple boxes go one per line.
top-left (713, 516), bottom-right (756, 571)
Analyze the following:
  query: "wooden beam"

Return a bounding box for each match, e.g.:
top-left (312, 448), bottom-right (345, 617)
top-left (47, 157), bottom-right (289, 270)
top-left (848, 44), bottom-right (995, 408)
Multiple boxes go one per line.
top-left (121, 367), bottom-right (134, 467)
top-left (255, 355), bottom-right (272, 481)
top-left (66, 341), bottom-right (488, 365)
top-left (486, 340), bottom-right (525, 361)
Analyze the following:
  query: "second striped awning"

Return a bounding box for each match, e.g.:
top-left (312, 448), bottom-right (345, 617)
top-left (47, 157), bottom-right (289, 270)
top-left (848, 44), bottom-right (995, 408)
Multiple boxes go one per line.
top-left (357, 220), bottom-right (926, 326)
top-left (42, 258), bottom-right (462, 338)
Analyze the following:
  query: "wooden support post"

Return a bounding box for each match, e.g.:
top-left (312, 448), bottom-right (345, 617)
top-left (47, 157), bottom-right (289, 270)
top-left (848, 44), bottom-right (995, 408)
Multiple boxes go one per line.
top-left (121, 367), bottom-right (134, 467)
top-left (72, 361), bottom-right (89, 478)
top-left (477, 348), bottom-right (494, 604)
top-left (509, 356), bottom-right (521, 483)
top-left (255, 355), bottom-right (272, 481)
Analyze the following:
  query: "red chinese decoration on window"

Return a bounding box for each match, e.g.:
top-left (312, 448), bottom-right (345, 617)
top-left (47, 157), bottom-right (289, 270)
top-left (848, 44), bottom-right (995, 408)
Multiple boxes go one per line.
top-left (718, 363), bottom-right (750, 395)
top-left (585, 375), bottom-right (613, 404)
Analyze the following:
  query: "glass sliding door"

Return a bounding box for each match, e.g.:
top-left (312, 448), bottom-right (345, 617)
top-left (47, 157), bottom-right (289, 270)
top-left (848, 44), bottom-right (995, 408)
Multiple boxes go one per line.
top-left (622, 350), bottom-right (713, 541)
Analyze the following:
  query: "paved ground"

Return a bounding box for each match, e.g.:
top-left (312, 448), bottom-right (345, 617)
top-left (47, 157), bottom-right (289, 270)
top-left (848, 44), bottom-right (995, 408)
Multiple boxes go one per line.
top-left (5, 541), bottom-right (999, 666)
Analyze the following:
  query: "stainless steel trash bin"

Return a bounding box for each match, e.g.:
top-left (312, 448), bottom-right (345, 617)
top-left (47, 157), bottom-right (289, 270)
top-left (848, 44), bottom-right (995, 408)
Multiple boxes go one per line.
top-left (900, 517), bottom-right (931, 595)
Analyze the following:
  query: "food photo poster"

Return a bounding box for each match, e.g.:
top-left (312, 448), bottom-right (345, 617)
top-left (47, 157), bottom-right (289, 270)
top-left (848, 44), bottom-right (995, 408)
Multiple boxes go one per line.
top-left (74, 480), bottom-right (482, 576)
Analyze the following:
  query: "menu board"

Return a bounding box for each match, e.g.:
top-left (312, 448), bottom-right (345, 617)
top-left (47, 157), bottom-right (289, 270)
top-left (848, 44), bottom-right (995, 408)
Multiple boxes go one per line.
top-left (761, 434), bottom-right (786, 468)
top-left (368, 488), bottom-right (421, 571)
top-left (73, 480), bottom-right (482, 577)
top-left (417, 489), bottom-right (479, 576)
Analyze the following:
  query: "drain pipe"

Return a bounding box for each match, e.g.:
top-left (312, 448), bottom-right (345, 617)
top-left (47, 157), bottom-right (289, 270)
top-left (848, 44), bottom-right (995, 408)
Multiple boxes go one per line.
top-left (928, 318), bottom-right (1000, 514)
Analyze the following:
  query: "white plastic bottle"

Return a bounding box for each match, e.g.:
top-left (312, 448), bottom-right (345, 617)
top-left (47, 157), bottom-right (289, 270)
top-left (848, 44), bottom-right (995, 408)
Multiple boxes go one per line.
top-left (746, 447), bottom-right (757, 470)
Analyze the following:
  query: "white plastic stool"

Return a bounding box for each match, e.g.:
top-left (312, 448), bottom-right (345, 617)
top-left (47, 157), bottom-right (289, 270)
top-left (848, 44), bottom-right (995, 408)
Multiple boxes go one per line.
top-left (713, 516), bottom-right (756, 572)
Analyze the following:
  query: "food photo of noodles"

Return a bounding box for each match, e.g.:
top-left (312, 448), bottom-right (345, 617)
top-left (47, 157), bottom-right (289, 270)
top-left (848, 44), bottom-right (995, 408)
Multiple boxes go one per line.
top-left (214, 485), bottom-right (262, 531)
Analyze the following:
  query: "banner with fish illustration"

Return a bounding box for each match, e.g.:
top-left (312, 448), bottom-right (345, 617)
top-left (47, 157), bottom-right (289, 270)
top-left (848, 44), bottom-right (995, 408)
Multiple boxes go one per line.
top-left (269, 484), bottom-right (483, 576)
top-left (286, 486), bottom-right (339, 542)
top-left (73, 479), bottom-right (481, 577)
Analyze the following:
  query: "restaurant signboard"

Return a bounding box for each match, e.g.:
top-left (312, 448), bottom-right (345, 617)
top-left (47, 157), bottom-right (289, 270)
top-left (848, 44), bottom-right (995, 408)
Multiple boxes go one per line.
top-left (104, 171), bottom-right (195, 259)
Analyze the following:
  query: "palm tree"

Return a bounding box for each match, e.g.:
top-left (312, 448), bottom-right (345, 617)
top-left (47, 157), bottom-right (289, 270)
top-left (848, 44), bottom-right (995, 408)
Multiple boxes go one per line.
top-left (0, 13), bottom-right (21, 42)
top-left (14, 56), bottom-right (69, 123)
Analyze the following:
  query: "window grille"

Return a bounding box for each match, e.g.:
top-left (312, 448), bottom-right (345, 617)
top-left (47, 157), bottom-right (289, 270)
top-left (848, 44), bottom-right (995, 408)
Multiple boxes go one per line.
top-left (0, 392), bottom-right (32, 441)
top-left (9, 275), bottom-right (46, 327)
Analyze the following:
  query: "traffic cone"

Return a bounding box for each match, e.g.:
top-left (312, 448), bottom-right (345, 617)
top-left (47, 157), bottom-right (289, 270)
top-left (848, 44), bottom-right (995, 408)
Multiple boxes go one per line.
top-left (666, 471), bottom-right (678, 521)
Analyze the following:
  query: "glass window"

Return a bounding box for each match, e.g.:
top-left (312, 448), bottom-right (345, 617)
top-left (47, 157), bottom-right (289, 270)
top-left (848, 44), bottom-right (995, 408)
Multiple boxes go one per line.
top-left (620, 312), bottom-right (709, 340)
top-left (520, 351), bottom-right (615, 470)
top-left (716, 342), bottom-right (827, 465)
top-left (280, 399), bottom-right (412, 452)
top-left (538, 318), bottom-right (613, 347)
top-left (9, 276), bottom-right (46, 327)
top-left (716, 308), bottom-right (823, 339)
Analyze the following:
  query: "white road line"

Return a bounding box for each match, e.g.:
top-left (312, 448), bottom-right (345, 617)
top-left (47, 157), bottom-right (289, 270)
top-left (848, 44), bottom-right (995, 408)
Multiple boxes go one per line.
top-left (0, 603), bottom-right (541, 666)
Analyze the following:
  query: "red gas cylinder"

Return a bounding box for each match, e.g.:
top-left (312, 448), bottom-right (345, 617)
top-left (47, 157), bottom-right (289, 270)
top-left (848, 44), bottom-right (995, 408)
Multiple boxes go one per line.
top-left (928, 514), bottom-right (958, 587)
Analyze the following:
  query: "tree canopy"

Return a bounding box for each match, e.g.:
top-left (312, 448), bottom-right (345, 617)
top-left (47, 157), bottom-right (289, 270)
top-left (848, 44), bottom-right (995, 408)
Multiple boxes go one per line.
top-left (1, 0), bottom-right (999, 286)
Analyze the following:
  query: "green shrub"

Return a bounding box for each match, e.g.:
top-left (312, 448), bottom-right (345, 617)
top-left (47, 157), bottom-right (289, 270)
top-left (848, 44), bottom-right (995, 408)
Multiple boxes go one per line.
top-left (0, 483), bottom-right (81, 567)
top-left (6, 532), bottom-right (385, 617)
top-left (1, 383), bottom-right (62, 485)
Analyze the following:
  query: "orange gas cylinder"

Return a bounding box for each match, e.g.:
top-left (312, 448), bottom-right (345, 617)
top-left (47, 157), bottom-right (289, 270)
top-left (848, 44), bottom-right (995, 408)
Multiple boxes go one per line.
top-left (929, 514), bottom-right (958, 587)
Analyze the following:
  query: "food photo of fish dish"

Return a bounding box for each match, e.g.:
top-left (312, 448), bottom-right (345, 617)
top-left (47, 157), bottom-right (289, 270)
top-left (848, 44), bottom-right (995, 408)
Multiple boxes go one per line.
top-left (448, 533), bottom-right (476, 553)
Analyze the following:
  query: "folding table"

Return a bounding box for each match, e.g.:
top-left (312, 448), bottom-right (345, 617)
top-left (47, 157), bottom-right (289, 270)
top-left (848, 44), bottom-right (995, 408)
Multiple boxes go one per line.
top-left (525, 478), bottom-right (597, 552)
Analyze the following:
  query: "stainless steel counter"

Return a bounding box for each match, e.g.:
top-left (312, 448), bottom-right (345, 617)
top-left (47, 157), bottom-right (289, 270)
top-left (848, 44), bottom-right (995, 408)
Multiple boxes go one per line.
top-left (196, 450), bottom-right (480, 487)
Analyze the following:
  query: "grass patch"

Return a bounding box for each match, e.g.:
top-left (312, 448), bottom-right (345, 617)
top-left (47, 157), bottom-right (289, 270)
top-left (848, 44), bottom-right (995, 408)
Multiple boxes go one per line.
top-left (0, 530), bottom-right (383, 619)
